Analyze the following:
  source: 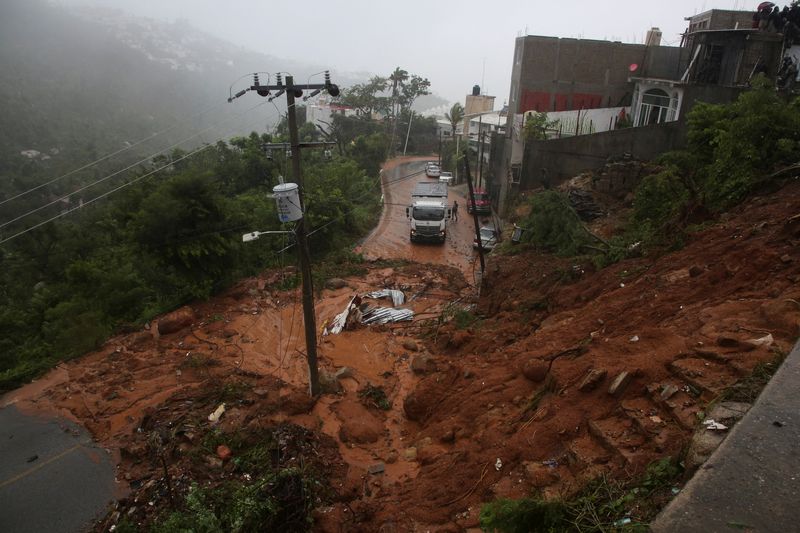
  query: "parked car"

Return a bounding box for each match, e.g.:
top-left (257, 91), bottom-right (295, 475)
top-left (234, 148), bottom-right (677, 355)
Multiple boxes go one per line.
top-left (439, 171), bottom-right (453, 185)
top-left (425, 163), bottom-right (440, 178)
top-left (473, 226), bottom-right (498, 250)
top-left (467, 187), bottom-right (492, 215)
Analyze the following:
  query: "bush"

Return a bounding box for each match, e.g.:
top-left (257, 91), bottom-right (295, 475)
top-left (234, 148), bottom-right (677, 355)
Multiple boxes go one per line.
top-left (520, 191), bottom-right (592, 255)
top-left (479, 497), bottom-right (567, 532)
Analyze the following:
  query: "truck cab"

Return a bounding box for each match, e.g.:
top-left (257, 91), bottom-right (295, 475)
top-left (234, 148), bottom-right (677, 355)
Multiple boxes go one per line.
top-left (407, 181), bottom-right (450, 243)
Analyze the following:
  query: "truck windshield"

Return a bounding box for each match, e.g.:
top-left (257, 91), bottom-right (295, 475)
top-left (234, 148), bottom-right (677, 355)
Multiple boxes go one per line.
top-left (473, 192), bottom-right (488, 202)
top-left (413, 206), bottom-right (445, 221)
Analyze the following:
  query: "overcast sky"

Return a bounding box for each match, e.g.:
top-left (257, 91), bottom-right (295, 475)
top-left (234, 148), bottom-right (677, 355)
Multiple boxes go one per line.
top-left (62, 0), bottom-right (755, 107)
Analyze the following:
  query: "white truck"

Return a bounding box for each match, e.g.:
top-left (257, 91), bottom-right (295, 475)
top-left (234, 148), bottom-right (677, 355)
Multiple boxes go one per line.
top-left (406, 181), bottom-right (451, 243)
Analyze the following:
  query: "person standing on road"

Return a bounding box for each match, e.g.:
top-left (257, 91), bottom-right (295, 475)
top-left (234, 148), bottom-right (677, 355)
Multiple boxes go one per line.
top-left (452, 200), bottom-right (459, 221)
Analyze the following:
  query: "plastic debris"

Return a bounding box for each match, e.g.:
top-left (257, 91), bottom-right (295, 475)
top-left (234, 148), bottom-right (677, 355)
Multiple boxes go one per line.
top-left (671, 487), bottom-right (681, 495)
top-left (542, 459), bottom-right (559, 468)
top-left (365, 289), bottom-right (405, 306)
top-left (747, 333), bottom-right (774, 347)
top-left (208, 403), bottom-right (226, 423)
top-left (629, 335), bottom-right (640, 342)
top-left (495, 458), bottom-right (503, 471)
top-left (614, 517), bottom-right (632, 526)
top-left (703, 419), bottom-right (728, 431)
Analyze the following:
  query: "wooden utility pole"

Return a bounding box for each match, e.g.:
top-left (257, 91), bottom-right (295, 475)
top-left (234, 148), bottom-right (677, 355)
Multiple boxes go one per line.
top-left (285, 76), bottom-right (321, 396)
top-left (232, 71), bottom-right (340, 396)
top-left (463, 152), bottom-right (485, 274)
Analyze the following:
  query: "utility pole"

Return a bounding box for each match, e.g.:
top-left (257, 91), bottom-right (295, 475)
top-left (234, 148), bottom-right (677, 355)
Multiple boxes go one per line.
top-left (230, 71), bottom-right (340, 396)
top-left (463, 151), bottom-right (485, 274)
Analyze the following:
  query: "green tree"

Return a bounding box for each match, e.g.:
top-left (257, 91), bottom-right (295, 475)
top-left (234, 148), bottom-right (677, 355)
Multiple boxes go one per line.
top-left (444, 103), bottom-right (464, 139)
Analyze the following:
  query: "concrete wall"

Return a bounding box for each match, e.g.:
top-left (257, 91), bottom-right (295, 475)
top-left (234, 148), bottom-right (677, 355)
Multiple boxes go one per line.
top-left (507, 36), bottom-right (683, 116)
top-left (520, 121), bottom-right (685, 190)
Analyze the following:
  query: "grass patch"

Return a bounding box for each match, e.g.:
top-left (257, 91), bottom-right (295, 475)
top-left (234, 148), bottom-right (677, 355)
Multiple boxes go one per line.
top-left (358, 383), bottom-right (391, 410)
top-left (718, 350), bottom-right (787, 404)
top-left (480, 458), bottom-right (683, 532)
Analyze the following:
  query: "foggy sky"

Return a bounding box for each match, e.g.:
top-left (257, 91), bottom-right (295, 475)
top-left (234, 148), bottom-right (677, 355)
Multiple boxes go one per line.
top-left (59, 0), bottom-right (754, 108)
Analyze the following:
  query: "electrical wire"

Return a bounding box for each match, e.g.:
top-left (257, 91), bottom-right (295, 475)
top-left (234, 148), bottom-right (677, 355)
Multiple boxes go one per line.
top-left (1, 99), bottom-right (271, 230)
top-left (0, 98), bottom-right (230, 207)
top-left (0, 101), bottom-right (274, 246)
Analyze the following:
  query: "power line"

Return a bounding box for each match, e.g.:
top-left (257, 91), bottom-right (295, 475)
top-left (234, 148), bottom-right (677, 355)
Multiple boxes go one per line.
top-left (0, 99), bottom-right (229, 207)
top-left (0, 102), bottom-right (274, 246)
top-left (1, 99), bottom-right (270, 231)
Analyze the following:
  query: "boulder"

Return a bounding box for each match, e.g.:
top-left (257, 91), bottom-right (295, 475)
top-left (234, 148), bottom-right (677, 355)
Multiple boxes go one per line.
top-left (607, 370), bottom-right (636, 396)
top-left (402, 339), bottom-right (419, 352)
top-left (157, 306), bottom-right (195, 335)
top-left (325, 278), bottom-right (348, 290)
top-left (521, 359), bottom-right (549, 382)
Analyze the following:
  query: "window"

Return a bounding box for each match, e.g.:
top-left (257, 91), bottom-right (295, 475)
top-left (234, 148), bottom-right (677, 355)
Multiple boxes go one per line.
top-left (636, 88), bottom-right (677, 126)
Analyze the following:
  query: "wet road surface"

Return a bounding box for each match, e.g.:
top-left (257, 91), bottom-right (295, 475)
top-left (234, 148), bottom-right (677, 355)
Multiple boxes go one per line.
top-left (0, 404), bottom-right (117, 533)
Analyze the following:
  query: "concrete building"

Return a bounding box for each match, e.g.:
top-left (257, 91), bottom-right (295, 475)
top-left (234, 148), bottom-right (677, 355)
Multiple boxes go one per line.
top-left (492, 8), bottom-right (788, 215)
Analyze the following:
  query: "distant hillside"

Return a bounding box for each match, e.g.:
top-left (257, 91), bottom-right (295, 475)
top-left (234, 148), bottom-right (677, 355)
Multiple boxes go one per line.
top-left (0, 0), bottom-right (447, 203)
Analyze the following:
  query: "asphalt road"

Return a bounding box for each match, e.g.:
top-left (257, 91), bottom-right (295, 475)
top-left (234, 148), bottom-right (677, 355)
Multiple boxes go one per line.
top-left (0, 405), bottom-right (117, 533)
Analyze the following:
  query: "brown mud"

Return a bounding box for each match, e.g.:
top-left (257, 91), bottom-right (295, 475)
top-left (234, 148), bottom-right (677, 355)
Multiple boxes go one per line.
top-left (4, 160), bottom-right (800, 531)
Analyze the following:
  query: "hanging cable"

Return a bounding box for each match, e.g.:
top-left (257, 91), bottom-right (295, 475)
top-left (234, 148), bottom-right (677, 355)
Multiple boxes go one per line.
top-left (0, 98), bottom-right (230, 207)
top-left (1, 99), bottom-right (270, 230)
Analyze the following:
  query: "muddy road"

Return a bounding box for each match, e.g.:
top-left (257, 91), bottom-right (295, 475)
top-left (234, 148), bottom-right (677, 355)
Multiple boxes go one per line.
top-left (356, 156), bottom-right (494, 286)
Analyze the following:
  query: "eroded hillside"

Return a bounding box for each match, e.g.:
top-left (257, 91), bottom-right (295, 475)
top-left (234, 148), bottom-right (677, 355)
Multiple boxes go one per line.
top-left (5, 178), bottom-right (800, 531)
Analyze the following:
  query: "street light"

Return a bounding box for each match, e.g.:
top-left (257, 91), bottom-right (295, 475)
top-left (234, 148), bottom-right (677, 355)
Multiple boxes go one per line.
top-left (242, 230), bottom-right (294, 243)
top-left (456, 110), bottom-right (499, 183)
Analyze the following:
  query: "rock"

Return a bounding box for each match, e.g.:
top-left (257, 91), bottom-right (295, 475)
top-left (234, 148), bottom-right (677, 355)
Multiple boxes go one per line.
top-left (157, 306), bottom-right (195, 335)
top-left (216, 445), bottom-right (232, 461)
top-left (685, 430), bottom-right (725, 471)
top-left (685, 402), bottom-right (750, 471)
top-left (280, 390), bottom-right (317, 415)
top-left (320, 370), bottom-right (343, 394)
top-left (664, 268), bottom-right (690, 283)
top-left (578, 369), bottom-right (607, 392)
top-left (523, 461), bottom-right (560, 488)
top-left (781, 254), bottom-right (793, 263)
top-left (335, 367), bottom-right (355, 380)
top-left (463, 370), bottom-right (474, 379)
top-left (688, 265), bottom-right (705, 277)
top-left (608, 370), bottom-right (636, 396)
top-left (660, 384), bottom-right (679, 401)
top-left (410, 355), bottom-right (436, 374)
top-left (521, 359), bottom-right (549, 382)
top-left (403, 447), bottom-right (418, 461)
top-left (326, 278), bottom-right (348, 290)
top-left (441, 429), bottom-right (455, 443)
top-left (222, 328), bottom-right (238, 338)
top-left (253, 388), bottom-right (270, 398)
top-left (401, 339), bottom-right (419, 352)
top-left (385, 451), bottom-right (399, 464)
top-left (368, 462), bottom-right (386, 475)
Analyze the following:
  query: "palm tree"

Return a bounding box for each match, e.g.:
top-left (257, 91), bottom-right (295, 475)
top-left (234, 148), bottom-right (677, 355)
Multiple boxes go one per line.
top-left (444, 103), bottom-right (464, 139)
top-left (388, 67), bottom-right (409, 118)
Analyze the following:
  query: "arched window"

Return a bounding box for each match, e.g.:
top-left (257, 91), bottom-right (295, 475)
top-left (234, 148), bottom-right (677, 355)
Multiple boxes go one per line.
top-left (637, 88), bottom-right (676, 126)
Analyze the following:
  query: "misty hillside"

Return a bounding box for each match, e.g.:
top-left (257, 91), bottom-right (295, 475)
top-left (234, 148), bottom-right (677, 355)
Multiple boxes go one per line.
top-left (0, 0), bottom-right (445, 205)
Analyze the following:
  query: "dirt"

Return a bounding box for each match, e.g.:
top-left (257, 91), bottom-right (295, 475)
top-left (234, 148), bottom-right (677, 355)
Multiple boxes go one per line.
top-left (3, 160), bottom-right (800, 532)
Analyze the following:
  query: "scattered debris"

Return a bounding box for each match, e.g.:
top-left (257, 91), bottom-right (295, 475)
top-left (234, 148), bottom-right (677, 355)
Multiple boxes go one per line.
top-left (494, 458), bottom-right (503, 471)
top-left (608, 370), bottom-right (636, 397)
top-left (542, 459), bottom-right (558, 469)
top-left (578, 369), bottom-right (608, 392)
top-left (361, 306), bottom-right (413, 325)
top-left (365, 289), bottom-right (405, 306)
top-left (629, 335), bottom-right (639, 342)
top-left (702, 419), bottom-right (728, 431)
top-left (207, 403), bottom-right (226, 423)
